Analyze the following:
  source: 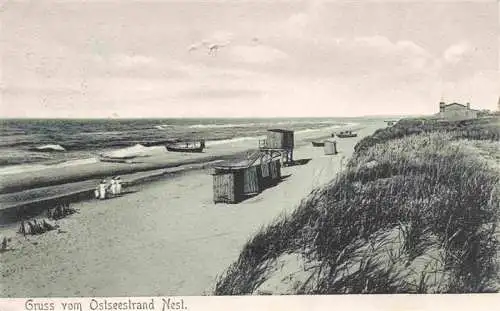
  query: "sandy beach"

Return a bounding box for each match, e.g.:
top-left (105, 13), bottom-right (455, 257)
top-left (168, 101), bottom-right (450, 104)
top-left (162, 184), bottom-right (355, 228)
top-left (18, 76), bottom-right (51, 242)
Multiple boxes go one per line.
top-left (0, 123), bottom-right (383, 297)
top-left (0, 123), bottom-right (362, 195)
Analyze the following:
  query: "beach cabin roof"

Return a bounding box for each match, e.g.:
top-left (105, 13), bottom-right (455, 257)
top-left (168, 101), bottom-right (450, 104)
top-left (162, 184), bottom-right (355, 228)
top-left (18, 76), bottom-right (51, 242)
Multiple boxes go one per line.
top-left (213, 152), bottom-right (262, 171)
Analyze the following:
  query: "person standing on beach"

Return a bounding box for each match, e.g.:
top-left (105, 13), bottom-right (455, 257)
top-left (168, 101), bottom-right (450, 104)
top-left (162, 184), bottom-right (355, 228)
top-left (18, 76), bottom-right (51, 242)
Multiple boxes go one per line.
top-left (110, 177), bottom-right (117, 196)
top-left (19, 221), bottom-right (26, 237)
top-left (99, 180), bottom-right (107, 200)
top-left (115, 176), bottom-right (122, 195)
top-left (94, 185), bottom-right (100, 199)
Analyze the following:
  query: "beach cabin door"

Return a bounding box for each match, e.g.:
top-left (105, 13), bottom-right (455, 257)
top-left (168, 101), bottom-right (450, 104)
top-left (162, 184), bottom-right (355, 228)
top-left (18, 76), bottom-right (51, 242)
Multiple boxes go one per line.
top-left (243, 166), bottom-right (259, 194)
top-left (213, 173), bottom-right (236, 203)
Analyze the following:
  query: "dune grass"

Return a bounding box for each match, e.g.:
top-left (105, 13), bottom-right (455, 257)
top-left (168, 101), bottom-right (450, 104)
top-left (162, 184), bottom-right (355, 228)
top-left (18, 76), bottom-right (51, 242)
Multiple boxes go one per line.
top-left (214, 118), bottom-right (500, 294)
top-left (355, 117), bottom-right (500, 154)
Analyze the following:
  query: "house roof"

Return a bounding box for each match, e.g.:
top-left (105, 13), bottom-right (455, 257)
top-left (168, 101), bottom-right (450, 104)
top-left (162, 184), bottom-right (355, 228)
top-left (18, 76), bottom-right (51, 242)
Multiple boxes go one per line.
top-left (267, 128), bottom-right (294, 133)
top-left (443, 102), bottom-right (467, 108)
top-left (441, 103), bottom-right (480, 112)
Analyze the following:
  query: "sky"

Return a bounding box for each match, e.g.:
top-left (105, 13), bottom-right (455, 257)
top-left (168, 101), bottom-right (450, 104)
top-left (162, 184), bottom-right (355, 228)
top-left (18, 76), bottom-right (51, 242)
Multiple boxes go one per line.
top-left (0, 0), bottom-right (499, 118)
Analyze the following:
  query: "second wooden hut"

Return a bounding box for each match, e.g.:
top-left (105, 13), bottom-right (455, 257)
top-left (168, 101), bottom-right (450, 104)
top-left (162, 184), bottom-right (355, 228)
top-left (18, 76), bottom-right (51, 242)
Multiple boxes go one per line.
top-left (259, 129), bottom-right (294, 166)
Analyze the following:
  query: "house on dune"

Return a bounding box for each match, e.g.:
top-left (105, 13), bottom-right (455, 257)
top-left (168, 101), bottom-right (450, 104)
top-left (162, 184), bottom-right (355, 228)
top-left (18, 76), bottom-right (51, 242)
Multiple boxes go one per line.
top-left (435, 102), bottom-right (479, 121)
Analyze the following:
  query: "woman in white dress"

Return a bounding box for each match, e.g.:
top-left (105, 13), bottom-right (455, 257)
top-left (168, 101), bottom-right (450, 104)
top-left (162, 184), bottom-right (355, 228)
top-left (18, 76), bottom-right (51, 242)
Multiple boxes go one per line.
top-left (110, 177), bottom-right (117, 196)
top-left (115, 176), bottom-right (122, 195)
top-left (99, 180), bottom-right (107, 199)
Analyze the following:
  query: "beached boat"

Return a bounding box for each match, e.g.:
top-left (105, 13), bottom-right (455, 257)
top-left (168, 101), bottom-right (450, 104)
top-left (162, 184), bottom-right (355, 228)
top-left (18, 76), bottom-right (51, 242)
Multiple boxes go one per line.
top-left (98, 156), bottom-right (134, 163)
top-left (166, 140), bottom-right (205, 153)
top-left (311, 141), bottom-right (325, 147)
top-left (335, 131), bottom-right (358, 138)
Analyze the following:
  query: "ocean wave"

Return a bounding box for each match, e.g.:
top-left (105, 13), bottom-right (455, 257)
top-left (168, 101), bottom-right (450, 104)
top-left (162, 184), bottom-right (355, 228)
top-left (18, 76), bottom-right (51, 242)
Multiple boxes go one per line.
top-left (100, 144), bottom-right (166, 159)
top-left (154, 125), bottom-right (172, 130)
top-left (188, 123), bottom-right (259, 129)
top-left (0, 157), bottom-right (99, 176)
top-left (205, 123), bottom-right (356, 146)
top-left (54, 158), bottom-right (99, 168)
top-left (188, 120), bottom-right (342, 129)
top-left (32, 144), bottom-right (66, 152)
top-left (205, 136), bottom-right (265, 146)
top-left (295, 124), bottom-right (345, 134)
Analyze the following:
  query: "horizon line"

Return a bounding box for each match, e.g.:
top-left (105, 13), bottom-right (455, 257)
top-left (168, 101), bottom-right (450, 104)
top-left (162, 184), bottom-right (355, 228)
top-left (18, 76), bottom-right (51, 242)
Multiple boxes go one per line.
top-left (0, 114), bottom-right (421, 120)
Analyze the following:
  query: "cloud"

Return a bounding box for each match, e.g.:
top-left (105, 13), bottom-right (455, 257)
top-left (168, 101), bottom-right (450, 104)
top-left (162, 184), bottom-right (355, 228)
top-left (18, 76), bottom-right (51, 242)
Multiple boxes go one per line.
top-left (440, 42), bottom-right (486, 82)
top-left (441, 70), bottom-right (499, 109)
top-left (228, 45), bottom-right (288, 64)
top-left (353, 37), bottom-right (428, 57)
top-left (178, 88), bottom-right (262, 100)
top-left (84, 53), bottom-right (188, 80)
top-left (209, 31), bottom-right (234, 43)
top-left (287, 12), bottom-right (309, 32)
top-left (443, 42), bottom-right (473, 64)
top-left (275, 35), bottom-right (438, 81)
top-left (1, 86), bottom-right (82, 96)
top-left (285, 0), bottom-right (325, 32)
top-left (110, 54), bottom-right (157, 68)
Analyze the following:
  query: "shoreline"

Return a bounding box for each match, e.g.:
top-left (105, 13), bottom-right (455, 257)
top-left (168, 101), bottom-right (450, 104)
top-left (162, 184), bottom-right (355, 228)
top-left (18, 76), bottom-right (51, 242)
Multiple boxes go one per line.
top-left (0, 122), bottom-right (383, 297)
top-left (0, 122), bottom-right (361, 176)
top-left (0, 123), bottom-right (363, 203)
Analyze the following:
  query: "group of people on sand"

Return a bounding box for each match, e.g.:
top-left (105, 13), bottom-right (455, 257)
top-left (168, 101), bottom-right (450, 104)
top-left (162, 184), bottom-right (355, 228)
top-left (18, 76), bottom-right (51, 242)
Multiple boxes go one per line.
top-left (95, 176), bottom-right (122, 200)
top-left (47, 203), bottom-right (76, 220)
top-left (18, 219), bottom-right (56, 236)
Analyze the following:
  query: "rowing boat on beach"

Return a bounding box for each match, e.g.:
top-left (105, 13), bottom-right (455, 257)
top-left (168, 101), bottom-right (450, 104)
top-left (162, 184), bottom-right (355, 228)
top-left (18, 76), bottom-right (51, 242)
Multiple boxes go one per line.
top-left (98, 157), bottom-right (134, 163)
top-left (311, 141), bottom-right (325, 147)
top-left (166, 140), bottom-right (205, 153)
top-left (335, 131), bottom-right (358, 138)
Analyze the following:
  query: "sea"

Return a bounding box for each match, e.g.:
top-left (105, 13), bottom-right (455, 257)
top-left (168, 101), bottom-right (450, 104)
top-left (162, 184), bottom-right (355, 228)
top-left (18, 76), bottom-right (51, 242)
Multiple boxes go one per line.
top-left (0, 117), bottom-right (381, 175)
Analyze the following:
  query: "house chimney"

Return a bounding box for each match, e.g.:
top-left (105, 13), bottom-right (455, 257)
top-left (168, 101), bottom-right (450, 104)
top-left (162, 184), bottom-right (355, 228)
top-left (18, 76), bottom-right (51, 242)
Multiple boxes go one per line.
top-left (439, 102), bottom-right (446, 113)
top-left (466, 102), bottom-right (470, 110)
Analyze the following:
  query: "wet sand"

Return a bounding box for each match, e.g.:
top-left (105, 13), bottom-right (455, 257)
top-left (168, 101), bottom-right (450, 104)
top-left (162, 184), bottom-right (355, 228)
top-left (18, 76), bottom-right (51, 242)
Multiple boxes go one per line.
top-left (0, 123), bottom-right (383, 297)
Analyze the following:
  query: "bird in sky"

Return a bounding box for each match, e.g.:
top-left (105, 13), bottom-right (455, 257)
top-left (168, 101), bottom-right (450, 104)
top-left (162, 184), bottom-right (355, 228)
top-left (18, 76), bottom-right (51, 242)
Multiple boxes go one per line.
top-left (187, 36), bottom-right (233, 56)
top-left (188, 44), bottom-right (198, 52)
top-left (207, 41), bottom-right (230, 56)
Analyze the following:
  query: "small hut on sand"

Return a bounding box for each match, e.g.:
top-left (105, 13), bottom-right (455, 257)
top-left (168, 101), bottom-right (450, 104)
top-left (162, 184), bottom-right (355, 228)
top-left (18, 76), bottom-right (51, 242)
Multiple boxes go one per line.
top-left (323, 139), bottom-right (338, 155)
top-left (212, 152), bottom-right (281, 204)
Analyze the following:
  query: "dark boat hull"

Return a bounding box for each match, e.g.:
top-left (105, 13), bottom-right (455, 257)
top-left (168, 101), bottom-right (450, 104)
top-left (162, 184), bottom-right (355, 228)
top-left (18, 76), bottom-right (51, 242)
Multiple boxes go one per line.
top-left (166, 140), bottom-right (205, 153)
top-left (311, 141), bottom-right (325, 147)
top-left (336, 134), bottom-right (357, 138)
top-left (99, 157), bottom-right (133, 163)
top-left (166, 145), bottom-right (204, 153)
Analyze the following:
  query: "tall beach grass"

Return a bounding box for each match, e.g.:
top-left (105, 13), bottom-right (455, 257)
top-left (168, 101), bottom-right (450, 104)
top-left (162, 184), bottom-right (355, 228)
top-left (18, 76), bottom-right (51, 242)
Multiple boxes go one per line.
top-left (214, 117), bottom-right (500, 294)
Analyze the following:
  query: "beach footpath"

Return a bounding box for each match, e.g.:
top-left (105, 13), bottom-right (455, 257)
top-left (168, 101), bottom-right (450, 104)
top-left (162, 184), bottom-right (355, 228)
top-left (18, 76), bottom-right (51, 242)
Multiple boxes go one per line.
top-left (0, 123), bottom-right (383, 297)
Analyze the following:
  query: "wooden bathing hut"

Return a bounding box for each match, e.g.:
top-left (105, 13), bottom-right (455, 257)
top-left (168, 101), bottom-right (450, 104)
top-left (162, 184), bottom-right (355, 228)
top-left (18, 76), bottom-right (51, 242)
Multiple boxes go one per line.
top-left (259, 129), bottom-right (294, 166)
top-left (323, 140), bottom-right (338, 155)
top-left (212, 152), bottom-right (281, 204)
